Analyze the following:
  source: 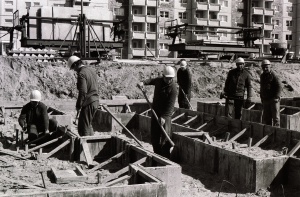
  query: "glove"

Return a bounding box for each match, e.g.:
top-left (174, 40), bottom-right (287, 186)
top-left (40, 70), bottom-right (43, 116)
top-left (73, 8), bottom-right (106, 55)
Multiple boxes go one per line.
top-left (159, 117), bottom-right (165, 126)
top-left (137, 82), bottom-right (144, 91)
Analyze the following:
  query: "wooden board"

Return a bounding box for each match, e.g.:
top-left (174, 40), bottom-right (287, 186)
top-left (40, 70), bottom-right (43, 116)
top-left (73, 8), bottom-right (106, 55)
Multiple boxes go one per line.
top-left (52, 166), bottom-right (88, 184)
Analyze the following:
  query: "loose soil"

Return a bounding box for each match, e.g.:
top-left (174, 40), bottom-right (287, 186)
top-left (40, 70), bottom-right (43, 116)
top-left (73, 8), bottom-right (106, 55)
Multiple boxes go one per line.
top-left (1, 56), bottom-right (300, 196)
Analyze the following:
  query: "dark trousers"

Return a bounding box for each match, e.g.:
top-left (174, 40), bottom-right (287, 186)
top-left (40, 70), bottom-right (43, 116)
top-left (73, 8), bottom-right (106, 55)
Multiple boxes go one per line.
top-left (178, 92), bottom-right (191, 109)
top-left (225, 98), bottom-right (244, 119)
top-left (78, 100), bottom-right (99, 136)
top-left (262, 99), bottom-right (280, 127)
top-left (150, 115), bottom-right (172, 158)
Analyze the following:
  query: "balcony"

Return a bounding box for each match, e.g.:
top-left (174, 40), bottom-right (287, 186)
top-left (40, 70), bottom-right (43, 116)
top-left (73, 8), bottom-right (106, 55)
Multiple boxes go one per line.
top-left (146, 15), bottom-right (156, 23)
top-left (146, 32), bottom-right (156, 39)
top-left (208, 4), bottom-right (220, 11)
top-left (254, 39), bottom-right (262, 45)
top-left (192, 33), bottom-right (207, 40)
top-left (264, 9), bottom-right (274, 16)
top-left (196, 2), bottom-right (208, 10)
top-left (132, 31), bottom-right (145, 39)
top-left (132, 48), bottom-right (145, 56)
top-left (208, 19), bottom-right (220, 26)
top-left (194, 17), bottom-right (208, 25)
top-left (263, 23), bottom-right (274, 31)
top-left (132, 0), bottom-right (146, 6)
top-left (146, 49), bottom-right (155, 56)
top-left (263, 38), bottom-right (273, 45)
top-left (132, 15), bottom-right (146, 23)
top-left (252, 7), bottom-right (264, 15)
top-left (252, 22), bottom-right (263, 28)
top-left (208, 35), bottom-right (220, 41)
top-left (147, 0), bottom-right (156, 7)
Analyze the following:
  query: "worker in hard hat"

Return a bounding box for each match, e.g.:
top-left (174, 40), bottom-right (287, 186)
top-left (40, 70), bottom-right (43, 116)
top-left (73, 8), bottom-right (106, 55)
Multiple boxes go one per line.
top-left (68, 55), bottom-right (99, 136)
top-left (18, 90), bottom-right (49, 141)
top-left (221, 57), bottom-right (253, 119)
top-left (177, 59), bottom-right (192, 109)
top-left (137, 66), bottom-right (177, 158)
top-left (260, 59), bottom-right (282, 127)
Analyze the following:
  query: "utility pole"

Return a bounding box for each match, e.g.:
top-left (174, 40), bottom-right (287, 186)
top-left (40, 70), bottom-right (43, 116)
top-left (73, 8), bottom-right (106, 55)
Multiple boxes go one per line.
top-left (155, 0), bottom-right (159, 58)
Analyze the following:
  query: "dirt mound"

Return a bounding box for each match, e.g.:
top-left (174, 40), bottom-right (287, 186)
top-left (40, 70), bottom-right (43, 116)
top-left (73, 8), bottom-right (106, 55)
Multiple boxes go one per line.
top-left (0, 56), bottom-right (300, 101)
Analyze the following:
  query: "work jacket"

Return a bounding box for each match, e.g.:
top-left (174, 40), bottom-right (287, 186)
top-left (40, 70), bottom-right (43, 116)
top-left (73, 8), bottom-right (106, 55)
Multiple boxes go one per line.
top-left (224, 68), bottom-right (253, 99)
top-left (18, 102), bottom-right (49, 133)
top-left (177, 67), bottom-right (192, 100)
top-left (76, 66), bottom-right (99, 109)
top-left (144, 77), bottom-right (177, 117)
top-left (260, 71), bottom-right (282, 100)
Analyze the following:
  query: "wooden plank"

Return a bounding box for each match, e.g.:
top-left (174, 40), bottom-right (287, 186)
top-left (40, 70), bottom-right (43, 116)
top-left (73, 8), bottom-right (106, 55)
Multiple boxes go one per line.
top-left (140, 109), bottom-right (151, 116)
top-left (100, 157), bottom-right (146, 184)
top-left (28, 136), bottom-right (63, 152)
top-left (253, 134), bottom-right (272, 147)
top-left (183, 115), bottom-right (198, 125)
top-left (81, 139), bottom-right (94, 166)
top-left (171, 113), bottom-right (185, 122)
top-left (247, 104), bottom-right (255, 110)
top-left (280, 108), bottom-right (285, 113)
top-left (229, 127), bottom-right (248, 142)
top-left (209, 125), bottom-right (227, 136)
top-left (203, 133), bottom-right (213, 144)
top-left (288, 140), bottom-right (300, 157)
top-left (40, 139), bottom-right (70, 160)
top-left (103, 175), bottom-right (131, 187)
top-left (174, 132), bottom-right (204, 137)
top-left (88, 151), bottom-right (126, 173)
top-left (196, 118), bottom-right (214, 130)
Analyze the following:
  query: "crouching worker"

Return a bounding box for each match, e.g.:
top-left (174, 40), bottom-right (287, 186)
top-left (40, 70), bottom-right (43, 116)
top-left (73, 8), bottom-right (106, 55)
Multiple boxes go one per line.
top-left (18, 90), bottom-right (50, 142)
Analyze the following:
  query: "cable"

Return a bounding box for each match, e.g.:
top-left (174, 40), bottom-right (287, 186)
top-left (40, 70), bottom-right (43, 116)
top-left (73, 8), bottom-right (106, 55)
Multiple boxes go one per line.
top-left (0, 32), bottom-right (10, 39)
top-left (218, 180), bottom-right (238, 197)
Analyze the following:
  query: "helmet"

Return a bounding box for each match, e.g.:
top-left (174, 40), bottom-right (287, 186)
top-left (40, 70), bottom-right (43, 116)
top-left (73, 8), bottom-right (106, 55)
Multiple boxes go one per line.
top-left (67, 55), bottom-right (80, 69)
top-left (261, 59), bottom-right (271, 65)
top-left (180, 60), bottom-right (187, 67)
top-left (163, 66), bottom-right (175, 77)
top-left (30, 90), bottom-right (42, 102)
top-left (236, 57), bottom-right (245, 64)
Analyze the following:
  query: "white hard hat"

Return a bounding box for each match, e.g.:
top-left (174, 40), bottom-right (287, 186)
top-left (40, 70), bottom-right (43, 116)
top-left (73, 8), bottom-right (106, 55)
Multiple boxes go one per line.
top-left (236, 57), bottom-right (245, 64)
top-left (261, 59), bottom-right (271, 65)
top-left (67, 55), bottom-right (80, 69)
top-left (163, 66), bottom-right (175, 77)
top-left (30, 90), bottom-right (42, 102)
top-left (180, 60), bottom-right (187, 67)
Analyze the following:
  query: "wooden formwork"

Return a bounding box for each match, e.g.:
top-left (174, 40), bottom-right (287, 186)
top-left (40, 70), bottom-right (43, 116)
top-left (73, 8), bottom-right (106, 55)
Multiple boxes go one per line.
top-left (197, 101), bottom-right (300, 130)
top-left (281, 97), bottom-right (300, 108)
top-left (137, 109), bottom-right (300, 193)
top-left (75, 135), bottom-right (181, 197)
top-left (1, 164), bottom-right (167, 197)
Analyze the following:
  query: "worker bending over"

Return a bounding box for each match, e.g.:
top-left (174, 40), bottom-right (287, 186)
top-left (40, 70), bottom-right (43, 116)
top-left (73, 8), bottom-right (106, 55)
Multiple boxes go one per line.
top-left (177, 59), bottom-right (192, 109)
top-left (137, 66), bottom-right (177, 158)
top-left (68, 56), bottom-right (99, 136)
top-left (221, 57), bottom-right (253, 119)
top-left (260, 59), bottom-right (282, 127)
top-left (18, 90), bottom-right (49, 141)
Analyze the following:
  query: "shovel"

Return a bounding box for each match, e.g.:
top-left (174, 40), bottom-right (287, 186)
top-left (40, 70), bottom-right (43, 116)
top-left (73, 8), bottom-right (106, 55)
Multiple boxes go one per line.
top-left (73, 110), bottom-right (80, 125)
top-left (138, 86), bottom-right (175, 154)
top-left (178, 85), bottom-right (194, 110)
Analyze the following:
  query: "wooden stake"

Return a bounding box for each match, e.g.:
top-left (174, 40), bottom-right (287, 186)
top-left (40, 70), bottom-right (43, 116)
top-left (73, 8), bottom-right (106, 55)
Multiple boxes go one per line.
top-left (247, 137), bottom-right (252, 147)
top-left (247, 104), bottom-right (255, 110)
top-left (25, 144), bottom-right (28, 154)
top-left (280, 108), bottom-right (285, 113)
top-left (253, 134), bottom-right (272, 147)
top-left (203, 133), bottom-right (213, 144)
top-left (81, 140), bottom-right (93, 166)
top-left (183, 115), bottom-right (198, 125)
top-left (224, 132), bottom-right (230, 142)
top-left (196, 118), bottom-right (214, 131)
top-left (171, 113), bottom-right (185, 122)
top-left (229, 127), bottom-right (248, 142)
top-left (288, 140), bottom-right (300, 157)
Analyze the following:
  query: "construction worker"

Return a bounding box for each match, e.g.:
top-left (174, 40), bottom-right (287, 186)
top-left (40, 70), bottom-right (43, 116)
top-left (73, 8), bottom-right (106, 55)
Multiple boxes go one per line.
top-left (260, 59), bottom-right (282, 127)
top-left (221, 57), bottom-right (253, 119)
top-left (68, 56), bottom-right (99, 136)
top-left (137, 66), bottom-right (177, 158)
top-left (18, 90), bottom-right (49, 141)
top-left (177, 59), bottom-right (192, 109)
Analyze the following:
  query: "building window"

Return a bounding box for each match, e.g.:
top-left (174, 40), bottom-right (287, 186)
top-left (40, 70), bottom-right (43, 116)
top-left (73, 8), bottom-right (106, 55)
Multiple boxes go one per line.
top-left (273, 20), bottom-right (279, 26)
top-left (160, 11), bottom-right (169, 18)
top-left (146, 42), bottom-right (152, 48)
top-left (179, 12), bottom-right (187, 19)
top-left (5, 19), bottom-right (13, 23)
top-left (133, 42), bottom-right (138, 48)
top-left (160, 43), bottom-right (169, 50)
top-left (286, 35), bottom-right (292, 41)
top-left (273, 5), bottom-right (279, 11)
top-left (5, 1), bottom-right (13, 5)
top-left (5, 8), bottom-right (13, 13)
top-left (220, 0), bottom-right (228, 7)
top-left (25, 2), bottom-right (31, 8)
top-left (114, 8), bottom-right (124, 16)
top-left (219, 15), bottom-right (228, 22)
top-left (273, 34), bottom-right (279, 39)
top-left (219, 32), bottom-right (227, 37)
top-left (286, 20), bottom-right (293, 27)
top-left (180, 0), bottom-right (187, 3)
top-left (287, 6), bottom-right (293, 12)
top-left (160, 27), bottom-right (165, 34)
top-left (196, 11), bottom-right (205, 18)
top-left (34, 2), bottom-right (40, 6)
top-left (133, 25), bottom-right (138, 31)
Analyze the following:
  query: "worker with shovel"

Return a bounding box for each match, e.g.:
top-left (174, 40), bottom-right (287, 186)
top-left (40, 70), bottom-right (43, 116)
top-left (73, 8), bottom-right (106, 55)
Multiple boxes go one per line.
top-left (177, 59), bottom-right (192, 109)
top-left (137, 66), bottom-right (177, 159)
top-left (68, 56), bottom-right (99, 136)
top-left (221, 57), bottom-right (253, 119)
top-left (18, 90), bottom-right (49, 142)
